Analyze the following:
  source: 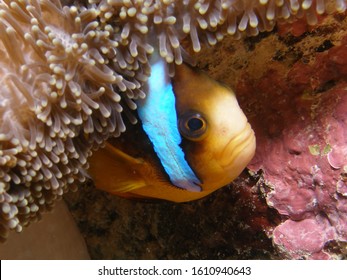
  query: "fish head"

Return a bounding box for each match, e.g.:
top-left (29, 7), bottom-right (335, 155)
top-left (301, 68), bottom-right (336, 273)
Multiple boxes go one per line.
top-left (172, 64), bottom-right (256, 194)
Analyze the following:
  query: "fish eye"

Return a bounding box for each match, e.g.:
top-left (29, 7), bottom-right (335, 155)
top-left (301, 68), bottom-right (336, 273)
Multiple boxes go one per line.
top-left (179, 112), bottom-right (208, 141)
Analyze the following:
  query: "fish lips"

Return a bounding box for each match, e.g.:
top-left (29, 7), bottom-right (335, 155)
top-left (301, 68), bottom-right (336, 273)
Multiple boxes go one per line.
top-left (218, 123), bottom-right (256, 169)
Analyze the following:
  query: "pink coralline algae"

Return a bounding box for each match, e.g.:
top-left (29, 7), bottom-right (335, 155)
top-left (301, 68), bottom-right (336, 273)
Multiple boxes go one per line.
top-left (237, 31), bottom-right (347, 259)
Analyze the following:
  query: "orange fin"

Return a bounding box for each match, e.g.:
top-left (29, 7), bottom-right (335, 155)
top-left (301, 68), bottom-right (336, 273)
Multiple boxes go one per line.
top-left (88, 142), bottom-right (148, 194)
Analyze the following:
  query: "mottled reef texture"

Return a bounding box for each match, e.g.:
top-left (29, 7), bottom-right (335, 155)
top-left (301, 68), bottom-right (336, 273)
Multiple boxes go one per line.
top-left (65, 176), bottom-right (279, 259)
top-left (65, 11), bottom-right (347, 259)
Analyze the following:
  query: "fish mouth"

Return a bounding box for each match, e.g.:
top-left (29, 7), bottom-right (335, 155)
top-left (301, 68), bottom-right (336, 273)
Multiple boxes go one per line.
top-left (218, 123), bottom-right (256, 168)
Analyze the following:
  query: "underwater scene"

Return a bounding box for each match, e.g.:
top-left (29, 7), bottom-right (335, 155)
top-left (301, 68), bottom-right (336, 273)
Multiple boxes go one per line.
top-left (0, 0), bottom-right (346, 260)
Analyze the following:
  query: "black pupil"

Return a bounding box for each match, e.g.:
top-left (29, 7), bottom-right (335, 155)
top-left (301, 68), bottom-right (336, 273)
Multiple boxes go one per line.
top-left (187, 118), bottom-right (203, 131)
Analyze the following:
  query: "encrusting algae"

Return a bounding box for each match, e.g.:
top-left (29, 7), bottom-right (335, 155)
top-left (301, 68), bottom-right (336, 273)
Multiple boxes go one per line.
top-left (0, 0), bottom-right (346, 241)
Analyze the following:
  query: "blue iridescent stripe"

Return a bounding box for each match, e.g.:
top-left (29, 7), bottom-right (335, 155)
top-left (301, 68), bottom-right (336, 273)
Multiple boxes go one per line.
top-left (136, 59), bottom-right (201, 192)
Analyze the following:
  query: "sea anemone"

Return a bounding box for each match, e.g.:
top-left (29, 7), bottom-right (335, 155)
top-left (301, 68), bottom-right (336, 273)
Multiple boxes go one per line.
top-left (0, 0), bottom-right (346, 241)
top-left (0, 0), bottom-right (147, 241)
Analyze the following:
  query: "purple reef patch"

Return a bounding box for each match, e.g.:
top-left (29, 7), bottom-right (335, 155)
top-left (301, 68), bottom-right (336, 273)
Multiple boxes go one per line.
top-left (237, 33), bottom-right (347, 259)
top-left (273, 218), bottom-right (336, 259)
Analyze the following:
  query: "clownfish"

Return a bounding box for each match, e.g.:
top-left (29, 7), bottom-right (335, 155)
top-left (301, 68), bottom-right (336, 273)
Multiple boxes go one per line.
top-left (88, 59), bottom-right (256, 202)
